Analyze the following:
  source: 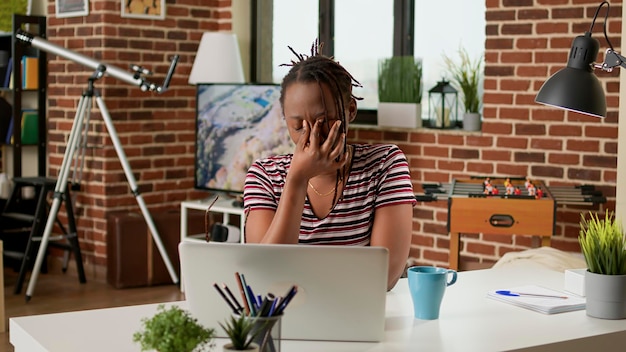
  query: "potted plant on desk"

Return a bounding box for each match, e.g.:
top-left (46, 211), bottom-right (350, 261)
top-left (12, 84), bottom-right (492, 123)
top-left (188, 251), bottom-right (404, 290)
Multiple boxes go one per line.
top-left (133, 304), bottom-right (216, 352)
top-left (579, 211), bottom-right (626, 319)
top-left (219, 313), bottom-right (261, 351)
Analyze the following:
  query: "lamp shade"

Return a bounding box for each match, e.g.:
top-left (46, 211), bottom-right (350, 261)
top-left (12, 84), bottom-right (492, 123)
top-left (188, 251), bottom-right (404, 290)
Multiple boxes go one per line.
top-left (535, 33), bottom-right (606, 118)
top-left (188, 32), bottom-right (245, 85)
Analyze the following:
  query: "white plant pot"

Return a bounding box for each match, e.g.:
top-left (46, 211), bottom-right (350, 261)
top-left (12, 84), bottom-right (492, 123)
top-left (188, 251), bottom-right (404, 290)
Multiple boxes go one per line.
top-left (463, 112), bottom-right (481, 131)
top-left (377, 102), bottom-right (422, 129)
top-left (223, 342), bottom-right (260, 352)
top-left (585, 270), bottom-right (626, 319)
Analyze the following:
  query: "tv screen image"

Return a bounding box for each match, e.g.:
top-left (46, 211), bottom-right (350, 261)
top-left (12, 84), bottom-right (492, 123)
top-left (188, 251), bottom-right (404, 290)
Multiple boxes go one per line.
top-left (195, 84), bottom-right (295, 195)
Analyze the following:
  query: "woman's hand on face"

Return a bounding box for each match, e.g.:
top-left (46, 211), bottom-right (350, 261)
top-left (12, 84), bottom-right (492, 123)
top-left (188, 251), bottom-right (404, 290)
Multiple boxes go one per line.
top-left (291, 119), bottom-right (348, 181)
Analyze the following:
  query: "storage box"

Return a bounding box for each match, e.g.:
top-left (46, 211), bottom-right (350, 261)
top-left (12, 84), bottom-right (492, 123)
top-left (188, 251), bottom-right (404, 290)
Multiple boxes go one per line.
top-left (564, 268), bottom-right (586, 297)
top-left (106, 210), bottom-right (205, 288)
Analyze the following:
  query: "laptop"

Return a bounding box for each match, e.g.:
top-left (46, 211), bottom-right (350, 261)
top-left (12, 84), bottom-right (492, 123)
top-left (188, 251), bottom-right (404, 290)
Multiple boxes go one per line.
top-left (178, 241), bottom-right (388, 342)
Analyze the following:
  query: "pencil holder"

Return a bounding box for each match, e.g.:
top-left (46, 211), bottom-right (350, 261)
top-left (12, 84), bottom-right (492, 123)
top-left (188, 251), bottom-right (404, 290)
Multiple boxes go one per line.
top-left (251, 314), bottom-right (282, 352)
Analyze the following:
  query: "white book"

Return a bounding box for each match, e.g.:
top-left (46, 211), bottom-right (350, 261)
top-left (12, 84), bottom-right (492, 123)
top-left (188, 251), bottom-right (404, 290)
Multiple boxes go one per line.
top-left (487, 285), bottom-right (586, 314)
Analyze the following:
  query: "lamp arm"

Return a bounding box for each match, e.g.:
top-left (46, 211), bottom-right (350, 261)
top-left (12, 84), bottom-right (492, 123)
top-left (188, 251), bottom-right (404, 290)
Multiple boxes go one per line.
top-left (596, 49), bottom-right (626, 72)
top-left (15, 29), bottom-right (178, 93)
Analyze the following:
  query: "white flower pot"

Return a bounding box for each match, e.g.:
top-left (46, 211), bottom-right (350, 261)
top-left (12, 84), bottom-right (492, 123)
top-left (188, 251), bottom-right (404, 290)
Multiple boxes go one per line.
top-left (377, 102), bottom-right (422, 129)
top-left (585, 270), bottom-right (626, 319)
top-left (223, 342), bottom-right (260, 351)
top-left (463, 112), bottom-right (481, 131)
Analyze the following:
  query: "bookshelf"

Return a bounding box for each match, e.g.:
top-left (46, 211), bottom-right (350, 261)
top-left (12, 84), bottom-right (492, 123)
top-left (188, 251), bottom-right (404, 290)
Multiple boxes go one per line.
top-left (0, 14), bottom-right (46, 179)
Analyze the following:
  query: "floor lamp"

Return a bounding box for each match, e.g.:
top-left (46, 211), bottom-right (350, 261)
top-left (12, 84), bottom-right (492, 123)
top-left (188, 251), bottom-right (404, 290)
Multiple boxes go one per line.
top-left (15, 29), bottom-right (179, 300)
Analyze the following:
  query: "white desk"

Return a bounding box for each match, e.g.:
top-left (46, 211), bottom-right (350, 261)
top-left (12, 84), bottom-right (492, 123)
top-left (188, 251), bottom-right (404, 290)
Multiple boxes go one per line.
top-left (10, 266), bottom-right (626, 352)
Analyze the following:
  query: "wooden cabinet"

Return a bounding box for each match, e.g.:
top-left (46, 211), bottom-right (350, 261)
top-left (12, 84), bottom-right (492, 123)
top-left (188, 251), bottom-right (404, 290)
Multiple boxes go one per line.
top-left (0, 14), bottom-right (46, 179)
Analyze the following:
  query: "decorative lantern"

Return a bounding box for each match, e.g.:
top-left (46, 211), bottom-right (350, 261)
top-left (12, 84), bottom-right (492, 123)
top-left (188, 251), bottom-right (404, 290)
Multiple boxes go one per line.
top-left (428, 79), bottom-right (458, 129)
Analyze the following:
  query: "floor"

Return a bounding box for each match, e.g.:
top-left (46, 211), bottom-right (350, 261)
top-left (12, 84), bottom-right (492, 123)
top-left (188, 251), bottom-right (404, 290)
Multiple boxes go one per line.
top-left (1, 264), bottom-right (184, 352)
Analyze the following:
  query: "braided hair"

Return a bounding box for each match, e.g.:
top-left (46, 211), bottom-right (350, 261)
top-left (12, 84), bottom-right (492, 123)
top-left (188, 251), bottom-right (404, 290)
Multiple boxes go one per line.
top-left (279, 40), bottom-right (363, 206)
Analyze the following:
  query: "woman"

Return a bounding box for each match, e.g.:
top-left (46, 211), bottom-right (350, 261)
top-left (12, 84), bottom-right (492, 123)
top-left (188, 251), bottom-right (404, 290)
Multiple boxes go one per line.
top-left (243, 41), bottom-right (416, 290)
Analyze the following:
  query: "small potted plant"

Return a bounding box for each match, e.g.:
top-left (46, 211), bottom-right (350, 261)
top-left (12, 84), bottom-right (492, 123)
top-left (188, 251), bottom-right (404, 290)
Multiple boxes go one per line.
top-left (377, 56), bottom-right (423, 129)
top-left (133, 304), bottom-right (216, 352)
top-left (579, 211), bottom-right (626, 319)
top-left (442, 47), bottom-right (483, 131)
top-left (219, 313), bottom-right (261, 351)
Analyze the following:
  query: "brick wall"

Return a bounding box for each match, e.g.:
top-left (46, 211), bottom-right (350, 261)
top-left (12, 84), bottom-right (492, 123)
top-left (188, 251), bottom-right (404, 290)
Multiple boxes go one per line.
top-left (45, 0), bottom-right (622, 272)
top-left (350, 0), bottom-right (622, 268)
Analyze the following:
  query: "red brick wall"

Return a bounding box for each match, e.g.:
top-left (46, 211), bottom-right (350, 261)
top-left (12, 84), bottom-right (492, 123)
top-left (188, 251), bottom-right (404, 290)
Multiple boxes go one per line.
top-left (350, 0), bottom-right (622, 268)
top-left (45, 0), bottom-right (621, 271)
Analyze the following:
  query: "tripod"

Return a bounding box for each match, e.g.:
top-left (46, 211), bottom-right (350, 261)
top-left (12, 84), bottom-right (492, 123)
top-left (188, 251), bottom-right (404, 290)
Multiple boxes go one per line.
top-left (25, 67), bottom-right (179, 300)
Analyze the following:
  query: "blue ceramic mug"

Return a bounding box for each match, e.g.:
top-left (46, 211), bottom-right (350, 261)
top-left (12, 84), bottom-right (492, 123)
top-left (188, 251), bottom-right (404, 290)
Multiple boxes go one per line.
top-left (407, 266), bottom-right (457, 320)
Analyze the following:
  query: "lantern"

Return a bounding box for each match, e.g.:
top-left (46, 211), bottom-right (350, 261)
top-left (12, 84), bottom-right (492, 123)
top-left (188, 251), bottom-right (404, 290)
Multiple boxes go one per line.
top-left (428, 79), bottom-right (458, 129)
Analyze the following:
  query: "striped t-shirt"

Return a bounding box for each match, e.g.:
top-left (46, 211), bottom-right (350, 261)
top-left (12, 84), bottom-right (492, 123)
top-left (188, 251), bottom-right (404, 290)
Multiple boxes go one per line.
top-left (243, 144), bottom-right (416, 245)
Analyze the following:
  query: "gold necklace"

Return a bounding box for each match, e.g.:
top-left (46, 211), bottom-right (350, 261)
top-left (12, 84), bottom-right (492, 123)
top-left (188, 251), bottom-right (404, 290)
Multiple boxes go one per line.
top-left (308, 181), bottom-right (336, 197)
top-left (307, 146), bottom-right (352, 197)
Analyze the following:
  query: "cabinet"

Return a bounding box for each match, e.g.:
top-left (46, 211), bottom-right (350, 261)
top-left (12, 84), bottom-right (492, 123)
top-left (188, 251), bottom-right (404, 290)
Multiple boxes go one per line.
top-left (0, 14), bottom-right (47, 179)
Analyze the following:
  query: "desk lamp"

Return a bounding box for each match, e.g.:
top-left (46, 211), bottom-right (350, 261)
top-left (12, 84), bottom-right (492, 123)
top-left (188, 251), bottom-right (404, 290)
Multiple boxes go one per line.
top-left (535, 1), bottom-right (622, 118)
top-left (188, 32), bottom-right (245, 84)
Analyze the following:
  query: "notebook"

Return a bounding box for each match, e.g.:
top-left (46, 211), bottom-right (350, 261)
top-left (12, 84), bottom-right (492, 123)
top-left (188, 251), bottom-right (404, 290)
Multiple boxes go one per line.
top-left (178, 241), bottom-right (389, 342)
top-left (487, 285), bottom-right (586, 314)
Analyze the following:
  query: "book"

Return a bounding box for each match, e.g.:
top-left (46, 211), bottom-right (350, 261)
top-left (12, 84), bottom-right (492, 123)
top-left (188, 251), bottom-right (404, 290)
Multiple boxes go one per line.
top-left (3, 57), bottom-right (12, 88)
top-left (5, 115), bottom-right (13, 144)
top-left (21, 56), bottom-right (38, 89)
top-left (0, 95), bottom-right (11, 141)
top-left (487, 285), bottom-right (586, 314)
top-left (21, 110), bottom-right (38, 144)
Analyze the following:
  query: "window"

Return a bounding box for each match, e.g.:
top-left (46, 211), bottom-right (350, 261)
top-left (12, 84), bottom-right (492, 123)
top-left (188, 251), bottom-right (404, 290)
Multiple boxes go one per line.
top-left (334, 0), bottom-right (393, 109)
top-left (272, 0), bottom-right (319, 82)
top-left (414, 0), bottom-right (485, 116)
top-left (256, 0), bottom-right (485, 125)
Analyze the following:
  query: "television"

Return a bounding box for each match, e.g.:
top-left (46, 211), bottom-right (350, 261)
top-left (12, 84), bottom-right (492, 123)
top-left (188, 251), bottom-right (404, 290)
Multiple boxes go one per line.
top-left (195, 83), bottom-right (295, 197)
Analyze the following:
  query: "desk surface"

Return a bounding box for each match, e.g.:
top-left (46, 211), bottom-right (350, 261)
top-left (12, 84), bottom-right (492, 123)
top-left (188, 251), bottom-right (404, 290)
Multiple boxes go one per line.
top-left (10, 266), bottom-right (626, 352)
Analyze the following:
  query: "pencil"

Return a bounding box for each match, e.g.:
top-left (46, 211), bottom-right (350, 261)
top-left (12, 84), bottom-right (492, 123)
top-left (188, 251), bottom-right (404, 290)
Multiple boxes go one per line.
top-left (234, 272), bottom-right (250, 315)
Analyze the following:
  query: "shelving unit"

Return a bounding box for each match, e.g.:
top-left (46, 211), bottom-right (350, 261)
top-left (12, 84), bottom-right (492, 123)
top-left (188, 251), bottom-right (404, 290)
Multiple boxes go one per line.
top-left (0, 14), bottom-right (47, 179)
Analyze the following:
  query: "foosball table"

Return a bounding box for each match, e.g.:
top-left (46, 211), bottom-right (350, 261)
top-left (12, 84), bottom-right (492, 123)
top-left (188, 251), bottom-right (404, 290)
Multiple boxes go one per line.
top-left (416, 177), bottom-right (606, 270)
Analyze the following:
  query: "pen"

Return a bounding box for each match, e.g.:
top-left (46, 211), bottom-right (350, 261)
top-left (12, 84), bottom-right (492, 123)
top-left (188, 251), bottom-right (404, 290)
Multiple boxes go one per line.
top-left (257, 297), bottom-right (271, 317)
top-left (275, 285), bottom-right (298, 315)
top-left (496, 290), bottom-right (569, 299)
top-left (222, 283), bottom-right (243, 313)
top-left (213, 282), bottom-right (239, 314)
top-left (268, 297), bottom-right (278, 317)
top-left (245, 284), bottom-right (258, 316)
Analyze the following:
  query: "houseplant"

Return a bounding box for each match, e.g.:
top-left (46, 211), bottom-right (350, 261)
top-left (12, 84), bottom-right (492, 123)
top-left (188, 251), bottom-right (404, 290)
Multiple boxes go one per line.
top-left (219, 313), bottom-right (261, 351)
top-left (133, 304), bottom-right (216, 352)
top-left (377, 56), bottom-right (423, 128)
top-left (442, 47), bottom-right (483, 131)
top-left (579, 211), bottom-right (626, 319)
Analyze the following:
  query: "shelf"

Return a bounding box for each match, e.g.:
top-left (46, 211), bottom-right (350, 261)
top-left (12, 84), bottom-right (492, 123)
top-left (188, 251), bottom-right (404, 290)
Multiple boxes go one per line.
top-left (0, 14), bottom-right (47, 179)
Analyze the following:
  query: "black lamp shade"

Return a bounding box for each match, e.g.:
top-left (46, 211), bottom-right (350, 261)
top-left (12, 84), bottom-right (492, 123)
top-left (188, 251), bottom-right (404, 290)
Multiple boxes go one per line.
top-left (535, 33), bottom-right (607, 118)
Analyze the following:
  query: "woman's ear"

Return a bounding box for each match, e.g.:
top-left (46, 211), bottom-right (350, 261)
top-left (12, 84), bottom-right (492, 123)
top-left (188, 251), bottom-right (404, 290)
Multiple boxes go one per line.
top-left (347, 98), bottom-right (358, 122)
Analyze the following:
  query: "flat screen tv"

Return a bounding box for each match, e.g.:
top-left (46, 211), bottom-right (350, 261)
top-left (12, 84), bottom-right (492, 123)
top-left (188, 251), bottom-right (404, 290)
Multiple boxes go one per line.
top-left (195, 83), bottom-right (294, 196)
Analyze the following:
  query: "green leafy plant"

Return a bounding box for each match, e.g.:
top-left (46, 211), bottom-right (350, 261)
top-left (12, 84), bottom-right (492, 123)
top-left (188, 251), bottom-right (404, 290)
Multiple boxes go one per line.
top-left (579, 211), bottom-right (626, 275)
top-left (378, 56), bottom-right (423, 104)
top-left (442, 47), bottom-right (483, 113)
top-left (219, 314), bottom-right (262, 350)
top-left (133, 304), bottom-right (216, 352)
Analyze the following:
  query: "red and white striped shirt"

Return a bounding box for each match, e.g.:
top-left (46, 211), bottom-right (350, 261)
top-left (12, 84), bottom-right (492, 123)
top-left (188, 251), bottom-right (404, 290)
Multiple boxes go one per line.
top-left (243, 144), bottom-right (416, 245)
